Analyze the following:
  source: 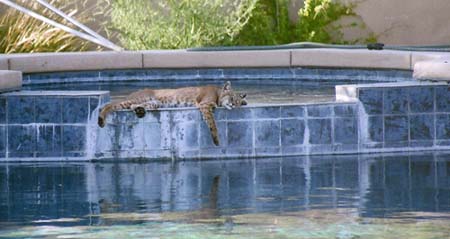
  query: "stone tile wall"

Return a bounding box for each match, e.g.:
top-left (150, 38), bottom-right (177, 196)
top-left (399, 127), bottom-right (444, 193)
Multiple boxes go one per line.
top-left (0, 80), bottom-right (448, 161)
top-left (96, 102), bottom-right (360, 159)
top-left (337, 82), bottom-right (450, 152)
top-left (0, 91), bottom-right (109, 160)
top-left (23, 68), bottom-right (413, 85)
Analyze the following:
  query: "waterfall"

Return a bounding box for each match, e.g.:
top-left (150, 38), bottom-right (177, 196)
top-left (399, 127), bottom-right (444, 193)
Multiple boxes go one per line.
top-left (86, 98), bottom-right (101, 160)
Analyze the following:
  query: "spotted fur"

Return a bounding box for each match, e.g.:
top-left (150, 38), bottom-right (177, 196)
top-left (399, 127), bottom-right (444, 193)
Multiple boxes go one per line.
top-left (98, 81), bottom-right (247, 146)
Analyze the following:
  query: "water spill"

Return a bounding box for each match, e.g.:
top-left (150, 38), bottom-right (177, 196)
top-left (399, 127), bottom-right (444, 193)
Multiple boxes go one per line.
top-left (0, 153), bottom-right (449, 238)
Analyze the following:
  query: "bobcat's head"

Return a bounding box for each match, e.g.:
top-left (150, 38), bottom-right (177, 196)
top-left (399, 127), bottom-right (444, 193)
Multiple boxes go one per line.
top-left (219, 81), bottom-right (247, 110)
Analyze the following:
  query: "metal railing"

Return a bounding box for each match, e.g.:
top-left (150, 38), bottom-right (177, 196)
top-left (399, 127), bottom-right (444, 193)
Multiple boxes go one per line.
top-left (0, 0), bottom-right (122, 51)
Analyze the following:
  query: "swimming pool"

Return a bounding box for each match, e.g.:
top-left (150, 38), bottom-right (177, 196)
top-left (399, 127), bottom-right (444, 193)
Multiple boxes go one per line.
top-left (25, 81), bottom-right (336, 104)
top-left (1, 153), bottom-right (449, 238)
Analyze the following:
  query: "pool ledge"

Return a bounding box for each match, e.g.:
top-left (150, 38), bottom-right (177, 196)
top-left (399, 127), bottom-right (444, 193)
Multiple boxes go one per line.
top-left (0, 70), bottom-right (22, 93)
top-left (1, 49), bottom-right (450, 73)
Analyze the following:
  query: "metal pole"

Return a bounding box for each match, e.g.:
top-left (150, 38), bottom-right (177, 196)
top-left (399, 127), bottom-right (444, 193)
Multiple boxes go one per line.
top-left (35, 0), bottom-right (122, 51)
top-left (0, 0), bottom-right (122, 51)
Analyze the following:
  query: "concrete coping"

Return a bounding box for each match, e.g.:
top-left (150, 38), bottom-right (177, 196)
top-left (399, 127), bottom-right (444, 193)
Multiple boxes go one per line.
top-left (1, 49), bottom-right (450, 79)
top-left (335, 81), bottom-right (447, 102)
top-left (1, 90), bottom-right (110, 96)
top-left (0, 49), bottom-right (443, 72)
top-left (0, 70), bottom-right (22, 93)
top-left (413, 58), bottom-right (450, 82)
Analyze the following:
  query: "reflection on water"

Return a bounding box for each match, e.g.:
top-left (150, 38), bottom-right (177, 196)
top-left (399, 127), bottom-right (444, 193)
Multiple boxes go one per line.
top-left (25, 82), bottom-right (335, 104)
top-left (1, 153), bottom-right (450, 238)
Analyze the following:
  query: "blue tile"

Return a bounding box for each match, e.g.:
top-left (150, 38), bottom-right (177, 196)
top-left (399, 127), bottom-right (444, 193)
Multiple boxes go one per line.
top-left (384, 116), bottom-right (408, 142)
top-left (332, 144), bottom-right (358, 153)
top-left (89, 97), bottom-right (100, 114)
top-left (143, 123), bottom-right (162, 150)
top-left (28, 71), bottom-right (98, 83)
top-left (436, 86), bottom-right (450, 112)
top-left (308, 119), bottom-right (332, 144)
top-left (35, 97), bottom-right (62, 123)
top-left (111, 111), bottom-right (139, 124)
top-left (8, 126), bottom-right (36, 154)
top-left (172, 110), bottom-right (200, 122)
top-left (62, 97), bottom-right (89, 123)
top-left (198, 69), bottom-right (224, 79)
top-left (252, 107), bottom-right (280, 119)
top-left (0, 126), bottom-right (5, 153)
top-left (62, 126), bottom-right (86, 152)
top-left (281, 146), bottom-right (306, 155)
top-left (0, 98), bottom-right (5, 124)
top-left (368, 116), bottom-right (383, 142)
top-left (409, 87), bottom-right (434, 113)
top-left (100, 94), bottom-right (111, 105)
top-left (334, 104), bottom-right (357, 117)
top-left (410, 114), bottom-right (434, 140)
top-left (7, 96), bottom-right (35, 124)
top-left (175, 122), bottom-right (199, 148)
top-left (436, 140), bottom-right (450, 146)
top-left (281, 119), bottom-right (305, 146)
top-left (227, 108), bottom-right (252, 120)
top-left (200, 121), bottom-right (226, 147)
top-left (63, 152), bottom-right (86, 157)
top-left (100, 69), bottom-right (146, 79)
top-left (227, 121), bottom-right (253, 147)
top-left (358, 88), bottom-right (383, 115)
top-left (334, 117), bottom-right (358, 144)
top-left (384, 88), bottom-right (408, 114)
top-left (36, 125), bottom-right (62, 157)
top-left (307, 105), bottom-right (332, 117)
top-left (410, 140), bottom-right (434, 148)
top-left (385, 141), bottom-right (409, 148)
top-left (436, 114), bottom-right (450, 140)
top-left (310, 145), bottom-right (333, 154)
top-left (255, 147), bottom-right (280, 156)
top-left (255, 120), bottom-right (280, 147)
top-left (281, 105), bottom-right (305, 118)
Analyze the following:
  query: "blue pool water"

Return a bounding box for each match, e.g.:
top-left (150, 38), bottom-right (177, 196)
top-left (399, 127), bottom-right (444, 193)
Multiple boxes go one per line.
top-left (1, 153), bottom-right (449, 238)
top-left (25, 82), bottom-right (336, 104)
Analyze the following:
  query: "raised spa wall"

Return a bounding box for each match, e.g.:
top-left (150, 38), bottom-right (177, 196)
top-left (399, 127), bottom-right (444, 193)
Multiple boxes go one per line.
top-left (0, 49), bottom-right (449, 161)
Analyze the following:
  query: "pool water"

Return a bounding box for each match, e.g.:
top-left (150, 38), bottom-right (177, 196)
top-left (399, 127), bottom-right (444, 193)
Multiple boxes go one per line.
top-left (1, 153), bottom-right (450, 238)
top-left (25, 82), bottom-right (336, 104)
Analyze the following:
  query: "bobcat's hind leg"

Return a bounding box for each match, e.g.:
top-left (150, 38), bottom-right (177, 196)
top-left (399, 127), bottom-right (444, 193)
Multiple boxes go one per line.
top-left (131, 100), bottom-right (161, 118)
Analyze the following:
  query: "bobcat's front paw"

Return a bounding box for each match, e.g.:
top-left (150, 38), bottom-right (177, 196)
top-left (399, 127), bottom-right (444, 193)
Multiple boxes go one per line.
top-left (134, 106), bottom-right (146, 118)
top-left (98, 117), bottom-right (105, 128)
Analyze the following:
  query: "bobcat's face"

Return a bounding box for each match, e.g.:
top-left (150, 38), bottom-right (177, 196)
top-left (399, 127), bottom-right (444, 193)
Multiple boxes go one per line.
top-left (219, 81), bottom-right (247, 110)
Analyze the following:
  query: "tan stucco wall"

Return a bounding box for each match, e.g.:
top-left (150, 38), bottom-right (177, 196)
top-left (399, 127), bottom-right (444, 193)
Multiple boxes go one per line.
top-left (2, 0), bottom-right (450, 46)
top-left (289, 0), bottom-right (450, 45)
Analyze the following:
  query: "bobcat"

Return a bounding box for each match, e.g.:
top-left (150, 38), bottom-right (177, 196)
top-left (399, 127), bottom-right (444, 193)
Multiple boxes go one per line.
top-left (98, 81), bottom-right (247, 146)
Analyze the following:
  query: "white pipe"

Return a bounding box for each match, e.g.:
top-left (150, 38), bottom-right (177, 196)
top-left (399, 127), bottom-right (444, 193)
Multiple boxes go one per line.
top-left (35, 0), bottom-right (122, 51)
top-left (0, 0), bottom-right (122, 51)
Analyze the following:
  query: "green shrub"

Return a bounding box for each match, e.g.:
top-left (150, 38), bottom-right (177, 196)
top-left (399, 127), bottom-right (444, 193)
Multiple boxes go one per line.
top-left (108, 0), bottom-right (258, 50)
top-left (232, 0), bottom-right (295, 46)
top-left (0, 0), bottom-right (94, 53)
top-left (104, 0), bottom-right (374, 49)
top-left (296, 0), bottom-right (355, 43)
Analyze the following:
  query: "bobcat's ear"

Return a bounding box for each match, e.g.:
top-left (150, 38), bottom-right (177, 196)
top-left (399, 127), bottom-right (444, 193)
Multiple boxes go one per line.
top-left (223, 81), bottom-right (232, 91)
top-left (239, 93), bottom-right (247, 98)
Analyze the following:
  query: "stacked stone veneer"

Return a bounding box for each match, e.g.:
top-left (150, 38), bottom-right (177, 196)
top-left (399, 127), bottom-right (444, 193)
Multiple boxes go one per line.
top-left (0, 91), bottom-right (109, 160)
top-left (0, 82), bottom-right (449, 161)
